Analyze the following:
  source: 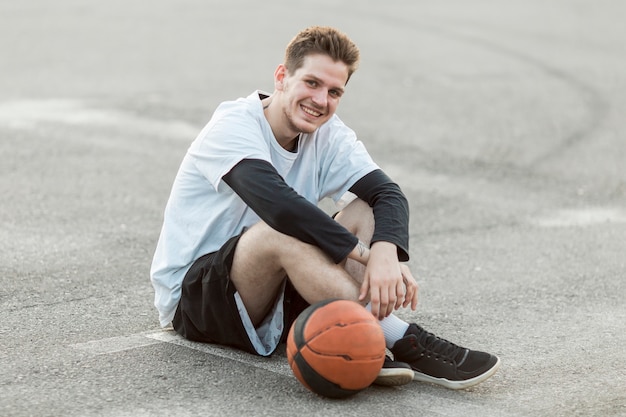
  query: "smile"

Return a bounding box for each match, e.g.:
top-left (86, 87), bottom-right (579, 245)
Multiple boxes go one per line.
top-left (301, 105), bottom-right (322, 117)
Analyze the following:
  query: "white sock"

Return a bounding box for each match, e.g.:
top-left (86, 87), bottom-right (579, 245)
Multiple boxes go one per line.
top-left (365, 303), bottom-right (410, 349)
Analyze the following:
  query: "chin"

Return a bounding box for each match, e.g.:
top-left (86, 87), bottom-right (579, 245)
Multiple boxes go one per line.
top-left (290, 120), bottom-right (319, 134)
top-left (287, 110), bottom-right (327, 134)
top-left (299, 125), bottom-right (318, 134)
top-left (300, 116), bottom-right (328, 132)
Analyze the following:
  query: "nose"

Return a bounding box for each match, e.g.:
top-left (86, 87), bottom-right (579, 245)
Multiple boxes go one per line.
top-left (311, 88), bottom-right (328, 108)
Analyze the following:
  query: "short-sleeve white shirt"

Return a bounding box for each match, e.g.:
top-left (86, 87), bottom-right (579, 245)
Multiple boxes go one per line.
top-left (150, 91), bottom-right (378, 328)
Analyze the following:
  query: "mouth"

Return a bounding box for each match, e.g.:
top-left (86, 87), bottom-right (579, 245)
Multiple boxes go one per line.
top-left (301, 104), bottom-right (323, 118)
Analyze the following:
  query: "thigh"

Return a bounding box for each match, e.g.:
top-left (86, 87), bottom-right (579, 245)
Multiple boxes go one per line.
top-left (229, 222), bottom-right (295, 325)
top-left (172, 232), bottom-right (257, 353)
top-left (172, 230), bottom-right (309, 355)
top-left (281, 279), bottom-right (310, 341)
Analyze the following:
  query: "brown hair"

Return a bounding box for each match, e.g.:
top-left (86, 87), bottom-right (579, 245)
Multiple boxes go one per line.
top-left (284, 26), bottom-right (360, 83)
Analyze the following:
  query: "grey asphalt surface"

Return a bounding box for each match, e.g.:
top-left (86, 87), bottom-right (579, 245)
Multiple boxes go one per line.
top-left (1, 1), bottom-right (625, 416)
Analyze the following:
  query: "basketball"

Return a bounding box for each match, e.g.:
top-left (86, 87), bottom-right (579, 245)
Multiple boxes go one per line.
top-left (286, 298), bottom-right (386, 398)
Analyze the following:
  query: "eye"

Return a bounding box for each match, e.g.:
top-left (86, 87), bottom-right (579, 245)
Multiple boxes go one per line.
top-left (306, 80), bottom-right (317, 87)
top-left (329, 89), bottom-right (343, 98)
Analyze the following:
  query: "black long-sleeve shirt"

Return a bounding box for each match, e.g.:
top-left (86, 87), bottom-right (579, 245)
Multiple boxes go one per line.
top-left (223, 158), bottom-right (409, 263)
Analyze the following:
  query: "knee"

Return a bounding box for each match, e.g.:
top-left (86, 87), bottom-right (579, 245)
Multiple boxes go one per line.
top-left (246, 221), bottom-right (284, 241)
top-left (245, 221), bottom-right (305, 250)
top-left (334, 198), bottom-right (374, 242)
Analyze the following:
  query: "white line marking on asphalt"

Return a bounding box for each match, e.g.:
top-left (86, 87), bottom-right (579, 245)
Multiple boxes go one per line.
top-left (532, 207), bottom-right (626, 227)
top-left (70, 330), bottom-right (293, 378)
top-left (70, 332), bottom-right (163, 355)
top-left (0, 99), bottom-right (199, 139)
top-left (70, 331), bottom-right (505, 414)
top-left (145, 331), bottom-right (293, 377)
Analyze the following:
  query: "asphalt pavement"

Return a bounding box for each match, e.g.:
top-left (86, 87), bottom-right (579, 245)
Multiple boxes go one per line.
top-left (1, 1), bottom-right (625, 416)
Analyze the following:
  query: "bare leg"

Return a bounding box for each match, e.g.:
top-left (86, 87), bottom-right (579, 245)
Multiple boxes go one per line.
top-left (229, 199), bottom-right (375, 326)
top-left (334, 199), bottom-right (374, 282)
top-left (230, 222), bottom-right (360, 325)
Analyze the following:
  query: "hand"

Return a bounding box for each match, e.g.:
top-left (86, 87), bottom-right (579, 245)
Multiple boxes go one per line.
top-left (399, 263), bottom-right (419, 310)
top-left (358, 242), bottom-right (419, 319)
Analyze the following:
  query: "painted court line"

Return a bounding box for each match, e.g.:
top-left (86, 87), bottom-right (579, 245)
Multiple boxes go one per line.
top-left (145, 333), bottom-right (501, 415)
top-left (532, 207), bottom-right (626, 228)
top-left (145, 331), bottom-right (293, 377)
top-left (70, 332), bottom-right (163, 355)
top-left (0, 99), bottom-right (199, 140)
top-left (70, 330), bottom-right (292, 378)
top-left (70, 331), bottom-right (505, 415)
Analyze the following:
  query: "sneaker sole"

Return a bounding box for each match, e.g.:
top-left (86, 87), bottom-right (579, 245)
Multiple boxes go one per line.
top-left (373, 368), bottom-right (415, 387)
top-left (412, 356), bottom-right (501, 390)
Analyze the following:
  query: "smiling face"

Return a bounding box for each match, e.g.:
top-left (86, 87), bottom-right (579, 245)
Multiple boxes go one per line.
top-left (267, 53), bottom-right (349, 145)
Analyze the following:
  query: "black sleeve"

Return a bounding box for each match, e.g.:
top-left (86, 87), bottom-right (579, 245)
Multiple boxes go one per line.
top-left (349, 169), bottom-right (410, 261)
top-left (222, 159), bottom-right (358, 264)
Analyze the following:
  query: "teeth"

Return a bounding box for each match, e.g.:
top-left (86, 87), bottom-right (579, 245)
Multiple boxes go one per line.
top-left (302, 106), bottom-right (321, 117)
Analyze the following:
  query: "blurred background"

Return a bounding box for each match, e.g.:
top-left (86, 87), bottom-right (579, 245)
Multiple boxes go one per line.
top-left (1, 1), bottom-right (624, 416)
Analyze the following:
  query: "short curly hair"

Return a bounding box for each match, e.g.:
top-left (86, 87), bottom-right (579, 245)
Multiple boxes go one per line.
top-left (284, 26), bottom-right (360, 84)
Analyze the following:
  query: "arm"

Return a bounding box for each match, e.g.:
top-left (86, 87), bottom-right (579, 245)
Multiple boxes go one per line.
top-left (349, 170), bottom-right (418, 318)
top-left (222, 158), bottom-right (358, 264)
top-left (348, 169), bottom-right (410, 260)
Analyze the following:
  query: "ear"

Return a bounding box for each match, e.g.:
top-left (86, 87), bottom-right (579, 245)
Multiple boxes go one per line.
top-left (274, 64), bottom-right (287, 91)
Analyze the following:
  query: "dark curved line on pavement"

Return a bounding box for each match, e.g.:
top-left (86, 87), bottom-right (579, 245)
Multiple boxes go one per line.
top-left (425, 27), bottom-right (610, 168)
top-left (351, 11), bottom-right (610, 168)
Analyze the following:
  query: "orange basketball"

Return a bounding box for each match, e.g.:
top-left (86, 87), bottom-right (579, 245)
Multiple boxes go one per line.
top-left (286, 298), bottom-right (386, 398)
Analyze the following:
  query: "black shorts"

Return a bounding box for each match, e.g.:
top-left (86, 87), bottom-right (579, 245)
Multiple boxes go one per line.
top-left (172, 231), bottom-right (309, 355)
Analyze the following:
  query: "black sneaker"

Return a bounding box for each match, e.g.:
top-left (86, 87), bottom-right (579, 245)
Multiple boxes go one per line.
top-left (373, 355), bottom-right (414, 386)
top-left (391, 323), bottom-right (500, 390)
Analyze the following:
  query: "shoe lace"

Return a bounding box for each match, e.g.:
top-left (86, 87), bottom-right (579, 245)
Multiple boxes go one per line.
top-left (413, 325), bottom-right (466, 363)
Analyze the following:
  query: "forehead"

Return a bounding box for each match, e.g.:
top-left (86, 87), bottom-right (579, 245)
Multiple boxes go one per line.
top-left (290, 53), bottom-right (350, 87)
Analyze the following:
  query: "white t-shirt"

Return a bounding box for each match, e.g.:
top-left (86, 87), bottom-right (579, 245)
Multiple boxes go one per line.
top-left (150, 91), bottom-right (378, 330)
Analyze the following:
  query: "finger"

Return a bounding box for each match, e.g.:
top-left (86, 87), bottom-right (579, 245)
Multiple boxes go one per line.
top-left (378, 290), bottom-right (390, 320)
top-left (371, 301), bottom-right (381, 320)
top-left (369, 288), bottom-right (382, 320)
top-left (358, 279), bottom-right (369, 302)
top-left (402, 278), bottom-right (414, 308)
top-left (395, 281), bottom-right (405, 310)
top-left (361, 280), bottom-right (383, 319)
top-left (405, 285), bottom-right (418, 310)
top-left (401, 269), bottom-right (419, 310)
top-left (385, 300), bottom-right (396, 317)
top-left (386, 301), bottom-right (395, 317)
top-left (384, 288), bottom-right (395, 318)
top-left (410, 281), bottom-right (419, 310)
top-left (402, 287), bottom-right (411, 309)
top-left (401, 285), bottom-right (410, 308)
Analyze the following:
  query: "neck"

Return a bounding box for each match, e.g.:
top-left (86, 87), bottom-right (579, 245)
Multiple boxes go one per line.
top-left (262, 94), bottom-right (301, 151)
top-left (285, 134), bottom-right (299, 153)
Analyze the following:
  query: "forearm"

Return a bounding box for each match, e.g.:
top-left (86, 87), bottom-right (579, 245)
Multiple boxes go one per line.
top-left (347, 240), bottom-right (398, 266)
top-left (347, 240), bottom-right (370, 265)
top-left (349, 170), bottom-right (410, 261)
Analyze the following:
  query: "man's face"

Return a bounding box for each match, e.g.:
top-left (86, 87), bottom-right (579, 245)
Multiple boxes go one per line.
top-left (278, 53), bottom-right (349, 134)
